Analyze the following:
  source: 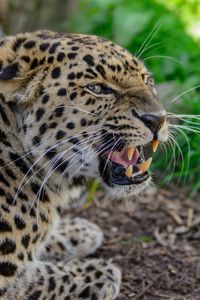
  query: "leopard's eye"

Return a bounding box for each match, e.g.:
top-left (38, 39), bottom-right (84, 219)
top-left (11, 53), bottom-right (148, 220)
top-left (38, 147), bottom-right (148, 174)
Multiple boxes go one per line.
top-left (87, 84), bottom-right (102, 94)
top-left (85, 83), bottom-right (113, 95)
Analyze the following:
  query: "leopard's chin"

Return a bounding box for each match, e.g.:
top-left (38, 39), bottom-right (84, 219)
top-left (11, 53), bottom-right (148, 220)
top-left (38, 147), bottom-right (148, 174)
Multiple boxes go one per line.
top-left (100, 169), bottom-right (152, 199)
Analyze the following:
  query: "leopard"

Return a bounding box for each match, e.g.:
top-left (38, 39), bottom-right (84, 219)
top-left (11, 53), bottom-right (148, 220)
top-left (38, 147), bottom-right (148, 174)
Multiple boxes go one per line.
top-left (0, 30), bottom-right (168, 299)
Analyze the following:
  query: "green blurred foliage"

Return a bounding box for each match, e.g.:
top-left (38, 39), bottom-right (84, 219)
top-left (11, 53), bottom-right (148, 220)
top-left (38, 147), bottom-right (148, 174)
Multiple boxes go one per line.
top-left (69, 0), bottom-right (200, 85)
top-left (157, 0), bottom-right (200, 38)
top-left (69, 0), bottom-right (200, 194)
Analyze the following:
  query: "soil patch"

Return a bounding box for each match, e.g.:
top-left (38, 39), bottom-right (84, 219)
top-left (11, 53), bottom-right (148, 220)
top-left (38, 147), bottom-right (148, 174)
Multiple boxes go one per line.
top-left (72, 187), bottom-right (200, 300)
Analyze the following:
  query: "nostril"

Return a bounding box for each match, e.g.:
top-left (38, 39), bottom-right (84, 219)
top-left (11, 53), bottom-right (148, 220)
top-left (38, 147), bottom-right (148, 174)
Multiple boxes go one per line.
top-left (140, 114), bottom-right (166, 135)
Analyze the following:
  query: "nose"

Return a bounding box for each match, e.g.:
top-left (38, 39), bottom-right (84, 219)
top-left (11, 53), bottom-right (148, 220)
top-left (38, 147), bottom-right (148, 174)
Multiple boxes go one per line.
top-left (140, 114), bottom-right (166, 138)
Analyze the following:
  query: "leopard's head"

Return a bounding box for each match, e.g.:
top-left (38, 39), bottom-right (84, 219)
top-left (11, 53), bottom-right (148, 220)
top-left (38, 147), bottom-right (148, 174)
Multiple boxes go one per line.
top-left (0, 31), bottom-right (168, 199)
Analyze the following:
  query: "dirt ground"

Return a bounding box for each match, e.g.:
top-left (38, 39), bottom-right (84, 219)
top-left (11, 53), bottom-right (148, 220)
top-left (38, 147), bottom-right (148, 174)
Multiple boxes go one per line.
top-left (72, 186), bottom-right (200, 300)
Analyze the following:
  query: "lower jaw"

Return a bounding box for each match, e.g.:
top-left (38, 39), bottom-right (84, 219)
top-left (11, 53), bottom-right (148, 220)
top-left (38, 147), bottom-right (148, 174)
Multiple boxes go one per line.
top-left (99, 158), bottom-right (150, 188)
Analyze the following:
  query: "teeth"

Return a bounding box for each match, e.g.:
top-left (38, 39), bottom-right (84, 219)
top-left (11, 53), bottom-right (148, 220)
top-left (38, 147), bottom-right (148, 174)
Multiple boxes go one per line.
top-left (125, 165), bottom-right (133, 178)
top-left (137, 157), bottom-right (152, 173)
top-left (151, 140), bottom-right (160, 152)
top-left (127, 146), bottom-right (135, 161)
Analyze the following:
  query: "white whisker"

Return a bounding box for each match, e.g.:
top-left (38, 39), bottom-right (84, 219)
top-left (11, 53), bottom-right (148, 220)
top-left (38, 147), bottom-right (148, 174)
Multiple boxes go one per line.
top-left (137, 42), bottom-right (162, 59)
top-left (170, 124), bottom-right (200, 134)
top-left (144, 55), bottom-right (183, 65)
top-left (136, 18), bottom-right (163, 58)
top-left (169, 84), bottom-right (200, 104)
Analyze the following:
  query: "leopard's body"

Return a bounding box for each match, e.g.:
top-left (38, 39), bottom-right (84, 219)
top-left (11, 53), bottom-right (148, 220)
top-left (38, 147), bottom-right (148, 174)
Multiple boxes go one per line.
top-left (0, 31), bottom-right (168, 299)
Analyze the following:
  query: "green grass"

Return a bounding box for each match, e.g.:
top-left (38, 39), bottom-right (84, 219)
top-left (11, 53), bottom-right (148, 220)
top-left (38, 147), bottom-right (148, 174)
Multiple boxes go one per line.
top-left (85, 179), bottom-right (101, 207)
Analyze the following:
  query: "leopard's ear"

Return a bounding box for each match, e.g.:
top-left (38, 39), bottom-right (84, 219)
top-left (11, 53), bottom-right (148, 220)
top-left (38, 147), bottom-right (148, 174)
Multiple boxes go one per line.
top-left (0, 33), bottom-right (48, 103)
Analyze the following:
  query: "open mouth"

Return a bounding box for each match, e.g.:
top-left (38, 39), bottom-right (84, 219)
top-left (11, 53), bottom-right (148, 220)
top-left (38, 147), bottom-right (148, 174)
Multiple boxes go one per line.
top-left (99, 140), bottom-right (159, 186)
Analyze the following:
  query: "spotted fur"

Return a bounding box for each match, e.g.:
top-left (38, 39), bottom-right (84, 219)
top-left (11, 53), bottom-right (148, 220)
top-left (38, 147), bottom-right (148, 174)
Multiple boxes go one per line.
top-left (0, 31), bottom-right (168, 299)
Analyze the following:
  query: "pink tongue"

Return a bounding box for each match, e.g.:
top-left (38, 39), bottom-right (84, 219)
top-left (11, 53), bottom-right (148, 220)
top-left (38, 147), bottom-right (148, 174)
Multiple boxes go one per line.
top-left (108, 148), bottom-right (139, 168)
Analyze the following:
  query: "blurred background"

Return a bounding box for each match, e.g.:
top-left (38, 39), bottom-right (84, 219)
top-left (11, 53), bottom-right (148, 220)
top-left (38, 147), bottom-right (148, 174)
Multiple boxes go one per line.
top-left (3, 0), bottom-right (200, 196)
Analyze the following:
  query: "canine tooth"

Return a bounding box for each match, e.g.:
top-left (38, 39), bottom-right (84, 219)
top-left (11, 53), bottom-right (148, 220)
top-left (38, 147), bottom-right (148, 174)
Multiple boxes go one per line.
top-left (125, 165), bottom-right (133, 178)
top-left (127, 147), bottom-right (135, 161)
top-left (137, 157), bottom-right (152, 172)
top-left (151, 140), bottom-right (160, 152)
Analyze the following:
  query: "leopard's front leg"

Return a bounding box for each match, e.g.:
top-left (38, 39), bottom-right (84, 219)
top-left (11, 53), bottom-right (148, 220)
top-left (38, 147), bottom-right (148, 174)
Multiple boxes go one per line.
top-left (8, 258), bottom-right (121, 300)
top-left (39, 217), bottom-right (104, 262)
